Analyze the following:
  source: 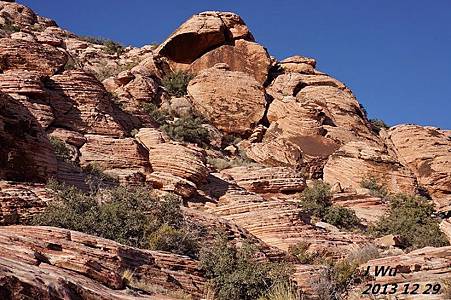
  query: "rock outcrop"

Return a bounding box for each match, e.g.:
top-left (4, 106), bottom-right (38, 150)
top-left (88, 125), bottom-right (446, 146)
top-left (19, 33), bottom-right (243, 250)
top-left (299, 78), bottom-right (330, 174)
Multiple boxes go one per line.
top-left (0, 226), bottom-right (206, 299)
top-left (187, 64), bottom-right (266, 134)
top-left (388, 125), bottom-right (451, 212)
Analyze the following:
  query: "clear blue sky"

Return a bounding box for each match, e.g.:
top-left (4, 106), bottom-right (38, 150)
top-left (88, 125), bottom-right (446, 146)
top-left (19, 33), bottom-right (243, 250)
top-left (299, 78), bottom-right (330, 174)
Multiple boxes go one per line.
top-left (21, 0), bottom-right (451, 129)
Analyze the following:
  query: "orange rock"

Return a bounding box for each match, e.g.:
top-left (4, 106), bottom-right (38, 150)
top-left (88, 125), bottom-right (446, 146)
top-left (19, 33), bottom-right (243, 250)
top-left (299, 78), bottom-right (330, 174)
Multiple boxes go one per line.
top-left (0, 38), bottom-right (67, 75)
top-left (190, 39), bottom-right (271, 84)
top-left (187, 64), bottom-right (266, 134)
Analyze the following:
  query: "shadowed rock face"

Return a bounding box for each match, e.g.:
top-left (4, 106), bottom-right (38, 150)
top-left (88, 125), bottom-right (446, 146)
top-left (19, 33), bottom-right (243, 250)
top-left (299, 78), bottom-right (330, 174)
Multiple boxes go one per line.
top-left (157, 11), bottom-right (254, 64)
top-left (0, 92), bottom-right (57, 182)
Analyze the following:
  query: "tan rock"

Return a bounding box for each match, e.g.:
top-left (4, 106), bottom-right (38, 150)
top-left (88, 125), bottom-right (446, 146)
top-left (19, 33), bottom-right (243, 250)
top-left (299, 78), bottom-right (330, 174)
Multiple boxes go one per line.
top-left (0, 1), bottom-right (38, 27)
top-left (147, 171), bottom-right (197, 198)
top-left (157, 11), bottom-right (253, 64)
top-left (323, 141), bottom-right (418, 194)
top-left (279, 55), bottom-right (317, 74)
top-left (0, 226), bottom-right (206, 299)
top-left (221, 166), bottom-right (305, 193)
top-left (0, 38), bottom-right (67, 75)
top-left (388, 125), bottom-right (451, 212)
top-left (187, 64), bottom-right (266, 134)
top-left (135, 127), bottom-right (167, 149)
top-left (47, 127), bottom-right (87, 147)
top-left (374, 234), bottom-right (405, 248)
top-left (440, 218), bottom-right (451, 243)
top-left (148, 143), bottom-right (208, 185)
top-left (0, 70), bottom-right (45, 95)
top-left (79, 135), bottom-right (151, 175)
top-left (190, 39), bottom-right (271, 84)
top-left (332, 193), bottom-right (388, 224)
top-left (0, 92), bottom-right (57, 182)
top-left (46, 71), bottom-right (126, 137)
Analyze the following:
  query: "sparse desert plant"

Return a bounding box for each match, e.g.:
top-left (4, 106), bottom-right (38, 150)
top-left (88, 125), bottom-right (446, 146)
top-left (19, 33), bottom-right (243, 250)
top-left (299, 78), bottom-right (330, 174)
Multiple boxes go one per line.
top-left (346, 244), bottom-right (379, 265)
top-left (32, 182), bottom-right (200, 257)
top-left (288, 241), bottom-right (317, 264)
top-left (369, 193), bottom-right (449, 250)
top-left (369, 118), bottom-right (389, 133)
top-left (162, 71), bottom-right (193, 97)
top-left (200, 235), bottom-right (294, 300)
top-left (161, 116), bottom-right (210, 146)
top-left (49, 137), bottom-right (71, 161)
top-left (142, 102), bottom-right (169, 125)
top-left (323, 206), bottom-right (360, 230)
top-left (148, 224), bottom-right (199, 258)
top-left (258, 282), bottom-right (302, 300)
top-left (0, 19), bottom-right (20, 34)
top-left (360, 175), bottom-right (389, 199)
top-left (80, 36), bottom-right (124, 55)
top-left (299, 181), bottom-right (361, 230)
top-left (207, 151), bottom-right (255, 171)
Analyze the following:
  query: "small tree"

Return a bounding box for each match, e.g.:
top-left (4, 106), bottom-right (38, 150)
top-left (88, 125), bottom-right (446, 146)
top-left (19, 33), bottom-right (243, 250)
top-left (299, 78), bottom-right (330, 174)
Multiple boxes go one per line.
top-left (161, 116), bottom-right (210, 146)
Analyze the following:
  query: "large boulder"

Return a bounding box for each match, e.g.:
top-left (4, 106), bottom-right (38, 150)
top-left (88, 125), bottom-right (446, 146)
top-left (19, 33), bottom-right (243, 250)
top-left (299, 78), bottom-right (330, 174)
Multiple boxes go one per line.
top-left (0, 92), bottom-right (57, 182)
top-left (187, 64), bottom-right (266, 134)
top-left (387, 125), bottom-right (451, 212)
top-left (157, 11), bottom-right (254, 64)
top-left (190, 39), bottom-right (271, 84)
top-left (323, 141), bottom-right (418, 194)
top-left (46, 71), bottom-right (126, 137)
top-left (0, 38), bottom-right (67, 75)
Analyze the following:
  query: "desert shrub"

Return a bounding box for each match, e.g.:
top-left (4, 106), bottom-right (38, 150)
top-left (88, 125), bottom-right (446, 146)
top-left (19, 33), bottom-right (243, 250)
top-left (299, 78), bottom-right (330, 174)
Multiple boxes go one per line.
top-left (300, 181), bottom-right (332, 218)
top-left (162, 71), bottom-right (193, 97)
top-left (0, 20), bottom-right (20, 34)
top-left (369, 193), bottom-right (449, 250)
top-left (346, 244), bottom-right (379, 265)
top-left (369, 119), bottom-right (389, 133)
top-left (33, 182), bottom-right (199, 256)
top-left (200, 235), bottom-right (294, 300)
top-left (258, 282), bottom-right (302, 300)
top-left (142, 102), bottom-right (169, 125)
top-left (82, 163), bottom-right (119, 190)
top-left (300, 181), bottom-right (360, 230)
top-left (161, 116), bottom-right (210, 146)
top-left (49, 137), bottom-right (71, 161)
top-left (288, 241), bottom-right (317, 264)
top-left (323, 206), bottom-right (360, 230)
top-left (360, 176), bottom-right (389, 199)
top-left (80, 36), bottom-right (124, 55)
top-left (207, 151), bottom-right (255, 171)
top-left (93, 59), bottom-right (139, 82)
top-left (148, 224), bottom-right (199, 258)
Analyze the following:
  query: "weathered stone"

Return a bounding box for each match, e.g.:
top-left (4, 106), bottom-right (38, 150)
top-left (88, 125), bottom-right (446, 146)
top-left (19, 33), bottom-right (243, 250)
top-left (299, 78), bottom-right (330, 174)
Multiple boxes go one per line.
top-left (332, 193), bottom-right (388, 225)
top-left (0, 38), bottom-right (67, 75)
top-left (323, 141), bottom-right (418, 194)
top-left (148, 143), bottom-right (208, 185)
top-left (388, 125), bottom-right (451, 212)
top-left (0, 1), bottom-right (37, 26)
top-left (221, 166), bottom-right (305, 193)
top-left (157, 11), bottom-right (254, 64)
top-left (0, 226), bottom-right (207, 299)
top-left (279, 55), bottom-right (316, 74)
top-left (0, 181), bottom-right (50, 225)
top-left (0, 70), bottom-right (45, 95)
top-left (187, 64), bottom-right (266, 134)
top-left (79, 135), bottom-right (151, 175)
top-left (0, 92), bottom-right (57, 182)
top-left (147, 171), bottom-right (197, 198)
top-left (190, 39), bottom-right (271, 84)
top-left (46, 71), bottom-right (126, 137)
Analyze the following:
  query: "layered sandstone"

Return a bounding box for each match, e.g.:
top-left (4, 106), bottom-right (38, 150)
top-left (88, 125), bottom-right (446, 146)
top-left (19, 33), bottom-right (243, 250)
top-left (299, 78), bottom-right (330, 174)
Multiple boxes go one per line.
top-left (388, 125), bottom-right (451, 212)
top-left (187, 64), bottom-right (266, 134)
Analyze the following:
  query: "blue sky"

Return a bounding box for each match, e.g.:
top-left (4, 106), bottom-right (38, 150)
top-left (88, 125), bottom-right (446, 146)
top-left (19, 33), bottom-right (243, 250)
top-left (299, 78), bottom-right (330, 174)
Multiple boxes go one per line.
top-left (21, 0), bottom-right (451, 129)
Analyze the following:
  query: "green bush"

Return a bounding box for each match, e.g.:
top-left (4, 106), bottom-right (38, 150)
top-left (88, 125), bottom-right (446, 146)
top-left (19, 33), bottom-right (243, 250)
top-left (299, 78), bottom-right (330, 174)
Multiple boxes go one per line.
top-left (200, 235), bottom-right (294, 300)
top-left (323, 206), bottom-right (360, 230)
top-left (288, 241), bottom-right (317, 264)
top-left (142, 102), bottom-right (169, 125)
top-left (49, 137), bottom-right (71, 161)
top-left (299, 181), bottom-right (332, 218)
top-left (207, 150), bottom-right (255, 171)
top-left (360, 176), bottom-right (389, 199)
top-left (0, 20), bottom-right (20, 34)
top-left (161, 116), bottom-right (210, 146)
top-left (148, 224), bottom-right (199, 258)
top-left (300, 181), bottom-right (360, 230)
top-left (33, 182), bottom-right (200, 257)
top-left (258, 282), bottom-right (302, 300)
top-left (162, 71), bottom-right (193, 97)
top-left (369, 119), bottom-right (389, 133)
top-left (369, 193), bottom-right (449, 250)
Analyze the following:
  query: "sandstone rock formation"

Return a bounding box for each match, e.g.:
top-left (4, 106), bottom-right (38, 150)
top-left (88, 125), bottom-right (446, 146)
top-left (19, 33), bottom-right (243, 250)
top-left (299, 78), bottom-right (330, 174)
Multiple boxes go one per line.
top-left (187, 64), bottom-right (266, 134)
top-left (0, 226), bottom-right (206, 299)
top-left (388, 125), bottom-right (451, 211)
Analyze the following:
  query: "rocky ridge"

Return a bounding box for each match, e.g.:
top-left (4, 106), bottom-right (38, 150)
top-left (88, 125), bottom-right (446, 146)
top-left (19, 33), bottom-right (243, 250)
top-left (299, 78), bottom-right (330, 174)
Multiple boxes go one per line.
top-left (0, 1), bottom-right (450, 299)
